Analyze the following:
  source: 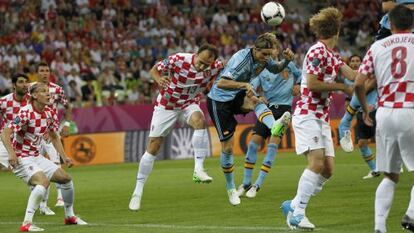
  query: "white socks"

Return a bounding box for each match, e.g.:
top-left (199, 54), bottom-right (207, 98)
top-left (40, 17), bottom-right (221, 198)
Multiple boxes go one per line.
top-left (292, 169), bottom-right (319, 216)
top-left (24, 185), bottom-right (46, 223)
top-left (133, 152), bottom-right (156, 197)
top-left (375, 178), bottom-right (396, 232)
top-left (313, 174), bottom-right (328, 196)
top-left (192, 129), bottom-right (209, 171)
top-left (58, 181), bottom-right (75, 217)
top-left (406, 186), bottom-right (414, 219)
top-left (39, 186), bottom-right (51, 209)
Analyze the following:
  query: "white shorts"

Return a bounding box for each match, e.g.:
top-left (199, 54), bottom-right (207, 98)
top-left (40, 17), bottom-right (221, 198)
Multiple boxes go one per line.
top-left (13, 156), bottom-right (60, 184)
top-left (376, 107), bottom-right (414, 173)
top-left (0, 141), bottom-right (9, 168)
top-left (149, 104), bottom-right (203, 137)
top-left (292, 115), bottom-right (335, 157)
top-left (40, 139), bottom-right (61, 164)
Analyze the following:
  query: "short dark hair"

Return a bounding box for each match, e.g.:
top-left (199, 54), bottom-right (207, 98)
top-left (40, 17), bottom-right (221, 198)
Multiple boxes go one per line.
top-left (12, 73), bottom-right (28, 84)
top-left (36, 61), bottom-right (49, 71)
top-left (197, 43), bottom-right (219, 60)
top-left (389, 4), bottom-right (413, 31)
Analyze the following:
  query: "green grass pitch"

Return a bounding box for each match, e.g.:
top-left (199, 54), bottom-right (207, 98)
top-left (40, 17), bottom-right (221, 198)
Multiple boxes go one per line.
top-left (0, 150), bottom-right (412, 233)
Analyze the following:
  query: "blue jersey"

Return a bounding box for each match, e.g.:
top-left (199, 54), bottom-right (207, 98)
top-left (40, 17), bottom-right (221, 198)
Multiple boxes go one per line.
top-left (250, 62), bottom-right (301, 106)
top-left (380, 0), bottom-right (414, 30)
top-left (208, 48), bottom-right (280, 102)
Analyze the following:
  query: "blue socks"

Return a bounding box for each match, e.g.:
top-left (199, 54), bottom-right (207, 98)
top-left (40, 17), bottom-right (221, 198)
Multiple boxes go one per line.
top-left (220, 151), bottom-right (235, 190)
top-left (360, 145), bottom-right (376, 171)
top-left (255, 143), bottom-right (278, 188)
top-left (243, 141), bottom-right (258, 187)
top-left (254, 103), bottom-right (275, 129)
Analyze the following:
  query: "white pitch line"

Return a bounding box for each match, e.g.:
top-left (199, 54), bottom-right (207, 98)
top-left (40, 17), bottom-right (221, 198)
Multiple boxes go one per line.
top-left (0, 222), bottom-right (323, 232)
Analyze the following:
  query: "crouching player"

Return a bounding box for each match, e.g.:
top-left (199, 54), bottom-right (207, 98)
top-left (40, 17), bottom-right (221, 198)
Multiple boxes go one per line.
top-left (0, 82), bottom-right (87, 232)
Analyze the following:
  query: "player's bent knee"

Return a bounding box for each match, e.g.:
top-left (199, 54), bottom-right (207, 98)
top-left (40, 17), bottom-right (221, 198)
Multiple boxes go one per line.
top-left (51, 168), bottom-right (72, 184)
top-left (384, 172), bottom-right (399, 184)
top-left (29, 172), bottom-right (50, 188)
top-left (147, 137), bottom-right (163, 155)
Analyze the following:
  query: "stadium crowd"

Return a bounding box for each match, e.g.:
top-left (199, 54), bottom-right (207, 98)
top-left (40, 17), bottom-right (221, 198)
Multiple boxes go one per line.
top-left (0, 0), bottom-right (382, 107)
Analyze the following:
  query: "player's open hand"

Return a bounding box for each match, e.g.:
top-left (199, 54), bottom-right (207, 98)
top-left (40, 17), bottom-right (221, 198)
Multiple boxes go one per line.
top-left (292, 85), bottom-right (300, 96)
top-left (282, 48), bottom-right (294, 61)
top-left (63, 157), bottom-right (74, 168)
top-left (244, 83), bottom-right (255, 98)
top-left (157, 76), bottom-right (170, 89)
top-left (362, 111), bottom-right (374, 127)
top-left (8, 154), bottom-right (19, 169)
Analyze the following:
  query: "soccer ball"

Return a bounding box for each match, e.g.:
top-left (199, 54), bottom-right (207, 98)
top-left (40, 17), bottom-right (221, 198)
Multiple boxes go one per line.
top-left (261, 2), bottom-right (285, 26)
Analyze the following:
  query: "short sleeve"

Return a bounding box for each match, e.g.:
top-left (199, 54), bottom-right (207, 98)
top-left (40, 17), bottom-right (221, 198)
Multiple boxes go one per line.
top-left (305, 47), bottom-right (327, 76)
top-left (155, 54), bottom-right (178, 74)
top-left (210, 60), bottom-right (224, 76)
top-left (56, 86), bottom-right (69, 107)
top-left (48, 110), bottom-right (60, 132)
top-left (358, 49), bottom-right (374, 77)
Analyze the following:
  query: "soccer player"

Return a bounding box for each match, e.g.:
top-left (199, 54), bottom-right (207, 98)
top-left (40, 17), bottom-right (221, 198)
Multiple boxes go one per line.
top-left (36, 61), bottom-right (72, 214)
top-left (0, 82), bottom-right (87, 232)
top-left (338, 55), bottom-right (380, 179)
top-left (280, 7), bottom-right (355, 230)
top-left (207, 33), bottom-right (294, 206)
top-left (376, 0), bottom-right (414, 40)
top-left (355, 5), bottom-right (414, 233)
top-left (237, 56), bottom-right (301, 198)
top-left (0, 73), bottom-right (29, 168)
top-left (128, 43), bottom-right (223, 211)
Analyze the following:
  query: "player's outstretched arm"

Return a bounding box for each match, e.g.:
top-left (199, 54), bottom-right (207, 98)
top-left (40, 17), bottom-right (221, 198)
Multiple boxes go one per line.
top-left (49, 131), bottom-right (73, 167)
top-left (149, 65), bottom-right (170, 89)
top-left (339, 63), bottom-right (357, 81)
top-left (0, 127), bottom-right (18, 168)
top-left (354, 73), bottom-right (373, 126)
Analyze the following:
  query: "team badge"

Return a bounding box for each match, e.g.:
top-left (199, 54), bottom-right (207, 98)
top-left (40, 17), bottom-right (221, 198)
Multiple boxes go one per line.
top-left (311, 58), bottom-right (320, 67)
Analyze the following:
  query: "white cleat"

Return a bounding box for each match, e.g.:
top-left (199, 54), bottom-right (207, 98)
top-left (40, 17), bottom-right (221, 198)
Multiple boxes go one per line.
top-left (20, 223), bottom-right (44, 232)
top-left (55, 198), bottom-right (64, 207)
top-left (39, 206), bottom-right (55, 216)
top-left (340, 130), bottom-right (354, 152)
top-left (129, 194), bottom-right (142, 211)
top-left (245, 185), bottom-right (259, 198)
top-left (64, 216), bottom-right (88, 225)
top-left (227, 189), bottom-right (241, 206)
top-left (236, 184), bottom-right (248, 197)
top-left (193, 170), bottom-right (213, 183)
top-left (289, 214), bottom-right (315, 231)
top-left (362, 171), bottom-right (380, 179)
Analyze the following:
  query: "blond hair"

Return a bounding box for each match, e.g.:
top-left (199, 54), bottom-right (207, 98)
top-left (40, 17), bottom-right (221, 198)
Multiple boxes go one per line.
top-left (309, 7), bottom-right (343, 39)
top-left (254, 33), bottom-right (279, 49)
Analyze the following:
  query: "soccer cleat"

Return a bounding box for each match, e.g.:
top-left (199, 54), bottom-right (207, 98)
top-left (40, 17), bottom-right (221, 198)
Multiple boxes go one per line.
top-left (193, 170), bottom-right (213, 184)
top-left (236, 184), bottom-right (250, 197)
top-left (20, 223), bottom-right (44, 232)
top-left (271, 111), bottom-right (291, 137)
top-left (55, 198), bottom-right (64, 207)
top-left (227, 188), bottom-right (241, 206)
top-left (129, 194), bottom-right (142, 211)
top-left (289, 214), bottom-right (315, 231)
top-left (340, 130), bottom-right (354, 152)
top-left (245, 185), bottom-right (259, 198)
top-left (39, 206), bottom-right (55, 215)
top-left (363, 171), bottom-right (381, 179)
top-left (281, 200), bottom-right (294, 229)
top-left (64, 216), bottom-right (88, 225)
top-left (374, 230), bottom-right (386, 233)
top-left (402, 214), bottom-right (414, 232)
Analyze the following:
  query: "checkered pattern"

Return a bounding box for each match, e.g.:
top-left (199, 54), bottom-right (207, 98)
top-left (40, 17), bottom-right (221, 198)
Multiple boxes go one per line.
top-left (155, 53), bottom-right (223, 110)
top-left (294, 42), bottom-right (344, 122)
top-left (9, 104), bottom-right (59, 157)
top-left (0, 93), bottom-right (28, 132)
top-left (47, 82), bottom-right (68, 111)
top-left (359, 33), bottom-right (414, 109)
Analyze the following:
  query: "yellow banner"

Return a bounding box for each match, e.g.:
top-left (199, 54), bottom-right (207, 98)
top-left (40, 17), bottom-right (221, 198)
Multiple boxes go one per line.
top-left (209, 119), bottom-right (359, 157)
top-left (63, 132), bottom-right (125, 165)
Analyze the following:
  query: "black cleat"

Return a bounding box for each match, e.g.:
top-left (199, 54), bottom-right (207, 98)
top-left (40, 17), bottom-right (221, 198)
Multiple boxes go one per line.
top-left (402, 215), bottom-right (414, 232)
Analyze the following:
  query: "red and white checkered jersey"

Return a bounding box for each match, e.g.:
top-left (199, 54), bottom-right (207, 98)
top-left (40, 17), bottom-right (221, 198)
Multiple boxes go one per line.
top-left (359, 33), bottom-right (414, 108)
top-left (294, 41), bottom-right (345, 122)
top-left (47, 82), bottom-right (68, 112)
top-left (9, 103), bottom-right (59, 157)
top-left (154, 53), bottom-right (223, 110)
top-left (0, 93), bottom-right (28, 132)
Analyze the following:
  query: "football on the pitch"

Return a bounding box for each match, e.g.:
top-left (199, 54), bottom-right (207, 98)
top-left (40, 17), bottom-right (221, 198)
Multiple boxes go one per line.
top-left (261, 2), bottom-right (285, 26)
